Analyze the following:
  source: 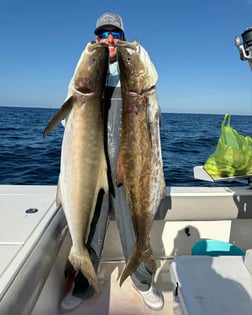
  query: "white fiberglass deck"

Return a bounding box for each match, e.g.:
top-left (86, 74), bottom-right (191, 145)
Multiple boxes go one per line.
top-left (1, 184), bottom-right (252, 314)
top-left (0, 185), bottom-right (175, 315)
top-left (33, 259), bottom-right (174, 315)
top-left (0, 185), bottom-right (58, 296)
top-left (0, 185), bottom-right (68, 315)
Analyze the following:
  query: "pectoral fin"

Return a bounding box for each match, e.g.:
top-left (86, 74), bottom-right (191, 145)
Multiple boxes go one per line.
top-left (115, 149), bottom-right (124, 186)
top-left (56, 176), bottom-right (62, 208)
top-left (43, 96), bottom-right (74, 137)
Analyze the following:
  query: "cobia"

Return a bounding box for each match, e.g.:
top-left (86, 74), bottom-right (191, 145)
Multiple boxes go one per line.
top-left (116, 40), bottom-right (166, 286)
top-left (43, 41), bottom-right (109, 292)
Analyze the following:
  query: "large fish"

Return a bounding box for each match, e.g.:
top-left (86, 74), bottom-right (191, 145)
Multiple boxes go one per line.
top-left (43, 41), bottom-right (109, 292)
top-left (116, 40), bottom-right (166, 286)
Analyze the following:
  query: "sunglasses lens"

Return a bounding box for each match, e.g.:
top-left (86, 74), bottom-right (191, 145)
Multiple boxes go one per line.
top-left (98, 32), bottom-right (108, 39)
top-left (110, 32), bottom-right (120, 39)
top-left (98, 31), bottom-right (123, 39)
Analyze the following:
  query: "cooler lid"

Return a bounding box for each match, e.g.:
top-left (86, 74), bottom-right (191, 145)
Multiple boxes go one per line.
top-left (170, 255), bottom-right (252, 315)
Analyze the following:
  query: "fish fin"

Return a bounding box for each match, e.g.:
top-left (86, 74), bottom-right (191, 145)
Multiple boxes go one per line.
top-left (43, 96), bottom-right (74, 137)
top-left (99, 151), bottom-right (109, 193)
top-left (56, 176), bottom-right (62, 207)
top-left (146, 95), bottom-right (162, 148)
top-left (146, 108), bottom-right (153, 147)
top-left (161, 177), bottom-right (166, 199)
top-left (119, 243), bottom-right (156, 287)
top-left (119, 245), bottom-right (140, 286)
top-left (69, 246), bottom-right (99, 293)
top-left (115, 149), bottom-right (124, 186)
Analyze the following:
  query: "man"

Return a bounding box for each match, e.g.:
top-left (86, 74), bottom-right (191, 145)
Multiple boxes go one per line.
top-left (61, 12), bottom-right (164, 311)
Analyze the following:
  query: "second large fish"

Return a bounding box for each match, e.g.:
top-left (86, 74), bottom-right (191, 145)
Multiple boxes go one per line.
top-left (43, 42), bottom-right (109, 292)
top-left (116, 40), bottom-right (166, 286)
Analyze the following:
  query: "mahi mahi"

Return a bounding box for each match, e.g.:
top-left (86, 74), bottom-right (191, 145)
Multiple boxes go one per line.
top-left (116, 40), bottom-right (166, 286)
top-left (43, 41), bottom-right (109, 292)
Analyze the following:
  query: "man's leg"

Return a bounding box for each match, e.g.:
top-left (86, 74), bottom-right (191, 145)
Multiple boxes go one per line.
top-left (111, 185), bottom-right (164, 310)
top-left (111, 185), bottom-right (152, 290)
top-left (112, 186), bottom-right (152, 291)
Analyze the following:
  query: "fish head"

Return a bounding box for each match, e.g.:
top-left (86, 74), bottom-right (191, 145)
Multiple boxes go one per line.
top-left (73, 41), bottom-right (109, 95)
top-left (117, 40), bottom-right (158, 93)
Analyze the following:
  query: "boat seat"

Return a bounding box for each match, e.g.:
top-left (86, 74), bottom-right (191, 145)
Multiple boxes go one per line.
top-left (170, 253), bottom-right (252, 315)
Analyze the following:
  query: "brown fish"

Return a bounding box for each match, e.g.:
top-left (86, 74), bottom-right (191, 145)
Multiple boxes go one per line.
top-left (116, 40), bottom-right (166, 286)
top-left (43, 41), bottom-right (109, 292)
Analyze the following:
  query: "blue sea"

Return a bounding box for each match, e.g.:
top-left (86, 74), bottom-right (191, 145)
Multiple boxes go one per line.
top-left (0, 106), bottom-right (251, 187)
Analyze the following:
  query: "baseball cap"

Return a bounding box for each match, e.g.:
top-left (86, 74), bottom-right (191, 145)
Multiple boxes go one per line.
top-left (94, 12), bottom-right (124, 35)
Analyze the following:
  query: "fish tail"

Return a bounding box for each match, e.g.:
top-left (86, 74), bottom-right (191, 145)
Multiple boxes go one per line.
top-left (119, 242), bottom-right (156, 287)
top-left (120, 245), bottom-right (140, 287)
top-left (69, 246), bottom-right (99, 293)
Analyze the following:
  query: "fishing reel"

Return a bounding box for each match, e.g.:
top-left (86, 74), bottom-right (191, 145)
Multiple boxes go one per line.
top-left (235, 26), bottom-right (252, 70)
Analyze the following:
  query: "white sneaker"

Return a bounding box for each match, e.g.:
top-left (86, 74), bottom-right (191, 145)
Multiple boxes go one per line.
top-left (134, 285), bottom-right (164, 310)
top-left (60, 290), bottom-right (82, 311)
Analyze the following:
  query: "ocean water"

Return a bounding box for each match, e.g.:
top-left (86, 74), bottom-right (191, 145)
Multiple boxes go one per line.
top-left (0, 106), bottom-right (251, 187)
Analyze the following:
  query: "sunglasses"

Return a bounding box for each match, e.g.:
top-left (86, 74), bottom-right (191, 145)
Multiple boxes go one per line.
top-left (97, 31), bottom-right (124, 40)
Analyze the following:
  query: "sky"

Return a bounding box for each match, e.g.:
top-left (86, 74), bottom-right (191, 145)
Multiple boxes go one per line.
top-left (0, 0), bottom-right (251, 115)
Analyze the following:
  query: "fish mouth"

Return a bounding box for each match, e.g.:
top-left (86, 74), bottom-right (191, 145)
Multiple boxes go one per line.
top-left (89, 41), bottom-right (108, 49)
top-left (87, 41), bottom-right (109, 55)
top-left (117, 40), bottom-right (139, 51)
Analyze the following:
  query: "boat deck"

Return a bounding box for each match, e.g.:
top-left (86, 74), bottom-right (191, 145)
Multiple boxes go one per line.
top-left (33, 259), bottom-right (175, 315)
top-left (0, 185), bottom-right (176, 314)
top-left (0, 185), bottom-right (58, 300)
top-left (2, 184), bottom-right (252, 314)
top-left (70, 260), bottom-right (174, 315)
